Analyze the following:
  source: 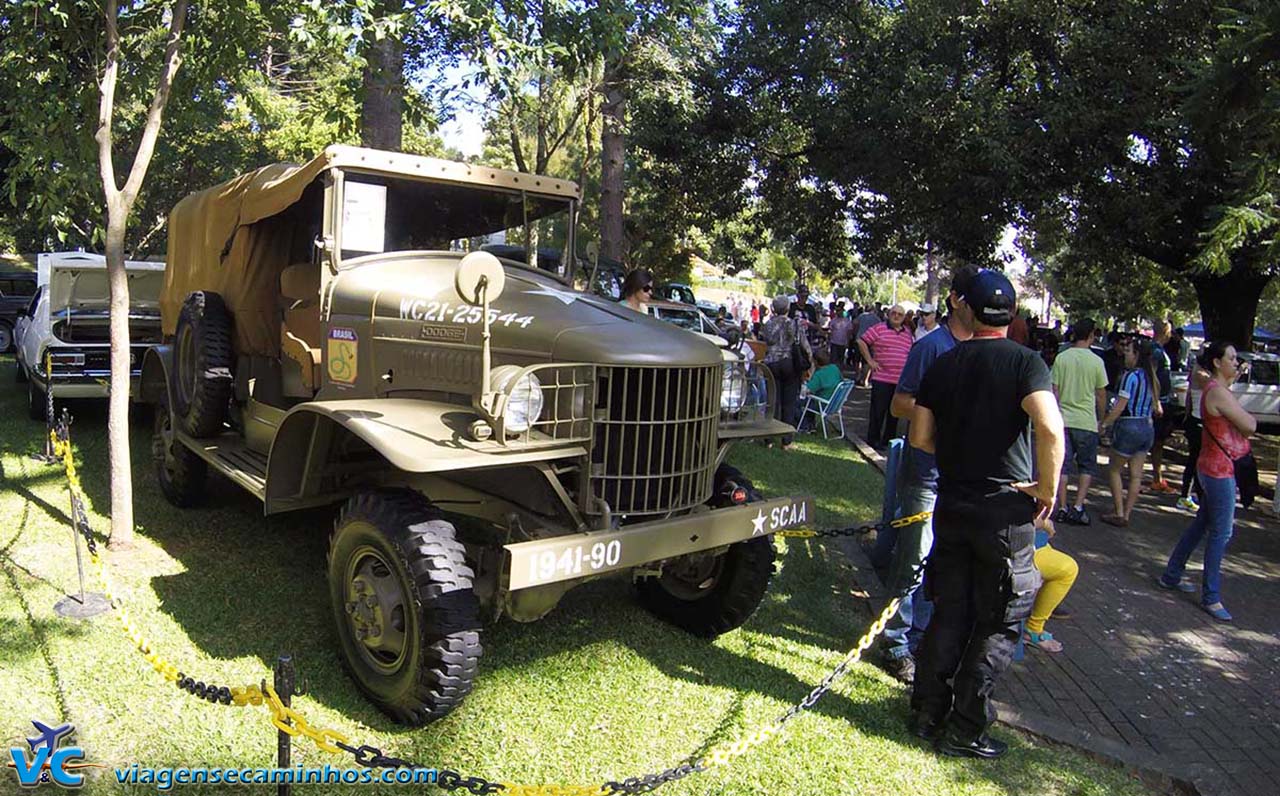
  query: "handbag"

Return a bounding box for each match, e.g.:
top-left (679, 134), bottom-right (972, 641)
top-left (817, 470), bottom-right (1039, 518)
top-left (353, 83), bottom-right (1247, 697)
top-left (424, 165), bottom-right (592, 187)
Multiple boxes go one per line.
top-left (790, 318), bottom-right (812, 373)
top-left (1205, 426), bottom-right (1260, 509)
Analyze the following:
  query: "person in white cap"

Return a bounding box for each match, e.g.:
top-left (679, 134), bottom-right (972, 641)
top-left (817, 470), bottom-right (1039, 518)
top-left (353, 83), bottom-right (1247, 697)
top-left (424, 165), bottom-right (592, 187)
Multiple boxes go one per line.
top-left (915, 302), bottom-right (940, 341)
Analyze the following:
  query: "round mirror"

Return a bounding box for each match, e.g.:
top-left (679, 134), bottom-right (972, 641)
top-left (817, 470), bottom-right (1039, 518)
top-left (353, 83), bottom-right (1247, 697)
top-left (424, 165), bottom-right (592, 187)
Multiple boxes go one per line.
top-left (455, 251), bottom-right (506, 306)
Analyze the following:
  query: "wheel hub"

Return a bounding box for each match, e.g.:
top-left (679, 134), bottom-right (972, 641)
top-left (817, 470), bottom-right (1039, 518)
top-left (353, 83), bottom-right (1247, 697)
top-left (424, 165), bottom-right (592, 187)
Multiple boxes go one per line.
top-left (659, 552), bottom-right (725, 599)
top-left (343, 548), bottom-right (408, 672)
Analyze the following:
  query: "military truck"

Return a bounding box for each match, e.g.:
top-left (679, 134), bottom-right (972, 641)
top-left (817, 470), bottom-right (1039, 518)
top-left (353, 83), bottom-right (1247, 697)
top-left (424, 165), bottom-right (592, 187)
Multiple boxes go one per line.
top-left (142, 145), bottom-right (813, 725)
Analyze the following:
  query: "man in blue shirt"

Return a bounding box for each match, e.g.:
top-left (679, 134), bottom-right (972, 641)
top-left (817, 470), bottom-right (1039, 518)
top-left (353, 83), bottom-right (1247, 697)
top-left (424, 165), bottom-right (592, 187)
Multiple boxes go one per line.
top-left (876, 267), bottom-right (978, 685)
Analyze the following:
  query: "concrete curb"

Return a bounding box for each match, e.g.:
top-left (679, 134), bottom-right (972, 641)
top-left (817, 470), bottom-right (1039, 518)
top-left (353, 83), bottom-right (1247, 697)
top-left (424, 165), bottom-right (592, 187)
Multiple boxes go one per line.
top-left (828, 410), bottom-right (1204, 796)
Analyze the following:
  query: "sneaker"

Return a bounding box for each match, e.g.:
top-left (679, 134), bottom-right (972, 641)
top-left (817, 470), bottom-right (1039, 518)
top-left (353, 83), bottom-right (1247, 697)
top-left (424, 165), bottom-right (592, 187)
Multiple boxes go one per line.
top-left (1156, 576), bottom-right (1197, 593)
top-left (1073, 506), bottom-right (1092, 526)
top-left (881, 654), bottom-right (916, 685)
top-left (936, 733), bottom-right (1009, 759)
top-left (1150, 480), bottom-right (1177, 495)
top-left (1053, 508), bottom-right (1071, 524)
top-left (1176, 496), bottom-right (1199, 512)
top-left (1202, 603), bottom-right (1232, 622)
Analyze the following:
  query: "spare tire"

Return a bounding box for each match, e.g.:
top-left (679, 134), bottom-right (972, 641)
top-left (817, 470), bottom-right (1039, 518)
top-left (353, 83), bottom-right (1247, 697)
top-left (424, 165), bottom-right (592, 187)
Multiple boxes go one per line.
top-left (173, 291), bottom-right (233, 437)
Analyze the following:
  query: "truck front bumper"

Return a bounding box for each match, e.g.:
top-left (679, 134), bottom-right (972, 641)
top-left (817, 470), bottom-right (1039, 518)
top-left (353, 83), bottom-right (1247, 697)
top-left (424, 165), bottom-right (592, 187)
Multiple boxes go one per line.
top-left (504, 495), bottom-right (815, 591)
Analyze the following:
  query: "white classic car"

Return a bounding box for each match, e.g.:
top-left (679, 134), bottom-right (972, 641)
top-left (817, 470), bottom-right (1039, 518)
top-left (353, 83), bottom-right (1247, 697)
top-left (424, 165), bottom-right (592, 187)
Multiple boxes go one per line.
top-left (14, 252), bottom-right (165, 420)
top-left (1171, 351), bottom-right (1280, 428)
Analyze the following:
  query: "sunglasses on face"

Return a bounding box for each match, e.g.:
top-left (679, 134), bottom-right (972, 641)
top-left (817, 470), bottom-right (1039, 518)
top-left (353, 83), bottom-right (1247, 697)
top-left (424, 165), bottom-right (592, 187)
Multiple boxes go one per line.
top-left (641, 285), bottom-right (653, 293)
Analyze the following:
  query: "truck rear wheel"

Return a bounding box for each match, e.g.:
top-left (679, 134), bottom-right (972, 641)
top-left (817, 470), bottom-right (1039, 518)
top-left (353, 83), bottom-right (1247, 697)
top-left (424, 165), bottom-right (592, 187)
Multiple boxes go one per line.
top-left (636, 466), bottom-right (776, 637)
top-left (152, 390), bottom-right (207, 507)
top-left (329, 490), bottom-right (483, 725)
top-left (173, 291), bottom-right (233, 437)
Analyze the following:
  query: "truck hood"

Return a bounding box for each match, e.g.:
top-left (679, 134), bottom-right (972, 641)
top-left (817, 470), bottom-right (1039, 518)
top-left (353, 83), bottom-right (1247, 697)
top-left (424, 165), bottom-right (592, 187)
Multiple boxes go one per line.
top-left (340, 252), bottom-right (724, 368)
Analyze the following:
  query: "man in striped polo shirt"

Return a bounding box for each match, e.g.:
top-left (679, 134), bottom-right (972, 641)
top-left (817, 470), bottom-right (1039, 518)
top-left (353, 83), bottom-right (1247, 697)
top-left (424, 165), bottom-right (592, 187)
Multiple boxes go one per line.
top-left (857, 303), bottom-right (914, 450)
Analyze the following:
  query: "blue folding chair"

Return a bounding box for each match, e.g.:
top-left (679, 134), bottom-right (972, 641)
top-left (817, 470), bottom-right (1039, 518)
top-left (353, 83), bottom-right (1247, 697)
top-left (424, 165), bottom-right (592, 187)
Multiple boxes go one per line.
top-left (799, 379), bottom-right (856, 439)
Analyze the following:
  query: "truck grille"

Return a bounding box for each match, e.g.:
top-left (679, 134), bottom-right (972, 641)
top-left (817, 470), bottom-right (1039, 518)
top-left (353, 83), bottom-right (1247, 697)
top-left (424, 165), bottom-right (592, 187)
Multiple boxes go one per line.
top-left (589, 365), bottom-right (720, 516)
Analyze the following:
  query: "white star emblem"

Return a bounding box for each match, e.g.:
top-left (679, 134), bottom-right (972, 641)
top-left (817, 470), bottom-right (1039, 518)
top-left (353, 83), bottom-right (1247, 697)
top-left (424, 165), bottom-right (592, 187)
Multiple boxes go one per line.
top-left (751, 509), bottom-right (767, 536)
top-left (525, 284), bottom-right (580, 305)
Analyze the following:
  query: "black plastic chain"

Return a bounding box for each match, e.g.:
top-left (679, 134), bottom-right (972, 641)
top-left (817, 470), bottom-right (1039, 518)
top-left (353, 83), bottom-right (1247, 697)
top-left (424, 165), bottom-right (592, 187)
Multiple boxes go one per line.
top-left (333, 742), bottom-right (503, 794)
top-left (799, 521), bottom-right (878, 538)
top-left (601, 761), bottom-right (708, 795)
top-left (601, 546), bottom-right (934, 796)
top-left (175, 675), bottom-right (234, 705)
top-left (776, 552), bottom-right (930, 727)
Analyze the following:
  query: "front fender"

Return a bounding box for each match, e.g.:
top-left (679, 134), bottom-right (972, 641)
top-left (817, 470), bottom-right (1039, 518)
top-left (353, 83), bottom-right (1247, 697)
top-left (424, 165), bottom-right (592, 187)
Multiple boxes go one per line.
top-left (264, 398), bottom-right (590, 514)
top-left (140, 345), bottom-right (173, 405)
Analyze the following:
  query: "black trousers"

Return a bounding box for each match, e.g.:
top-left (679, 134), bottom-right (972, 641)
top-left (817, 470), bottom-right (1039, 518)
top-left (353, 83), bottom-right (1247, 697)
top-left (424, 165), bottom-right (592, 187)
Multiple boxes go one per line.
top-left (910, 491), bottom-right (1040, 742)
top-left (769, 358), bottom-right (801, 445)
top-left (867, 380), bottom-right (898, 448)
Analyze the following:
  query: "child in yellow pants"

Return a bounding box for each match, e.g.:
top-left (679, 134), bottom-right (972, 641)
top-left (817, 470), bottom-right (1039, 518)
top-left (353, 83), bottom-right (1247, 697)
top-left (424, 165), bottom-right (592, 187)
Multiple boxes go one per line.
top-left (1024, 544), bottom-right (1079, 654)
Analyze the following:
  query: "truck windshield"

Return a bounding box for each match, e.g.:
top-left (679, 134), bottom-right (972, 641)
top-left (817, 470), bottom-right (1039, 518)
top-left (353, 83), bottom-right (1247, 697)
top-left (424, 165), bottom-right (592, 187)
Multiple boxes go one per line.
top-left (339, 173), bottom-right (576, 282)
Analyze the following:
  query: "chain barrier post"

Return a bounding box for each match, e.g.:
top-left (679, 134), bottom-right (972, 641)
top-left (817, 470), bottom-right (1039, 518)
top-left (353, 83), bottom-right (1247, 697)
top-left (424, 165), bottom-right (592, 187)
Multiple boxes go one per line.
top-left (274, 654), bottom-right (295, 796)
top-left (51, 409), bottom-right (109, 620)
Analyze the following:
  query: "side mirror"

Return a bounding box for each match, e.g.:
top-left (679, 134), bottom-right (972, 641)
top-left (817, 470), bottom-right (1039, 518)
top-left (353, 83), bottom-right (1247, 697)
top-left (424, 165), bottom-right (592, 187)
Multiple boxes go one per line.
top-left (455, 251), bottom-right (506, 306)
top-left (454, 251), bottom-right (507, 424)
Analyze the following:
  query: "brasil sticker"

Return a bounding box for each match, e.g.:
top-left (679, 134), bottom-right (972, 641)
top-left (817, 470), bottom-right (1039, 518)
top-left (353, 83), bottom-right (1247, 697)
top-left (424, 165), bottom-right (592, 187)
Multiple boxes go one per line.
top-left (327, 327), bottom-right (358, 385)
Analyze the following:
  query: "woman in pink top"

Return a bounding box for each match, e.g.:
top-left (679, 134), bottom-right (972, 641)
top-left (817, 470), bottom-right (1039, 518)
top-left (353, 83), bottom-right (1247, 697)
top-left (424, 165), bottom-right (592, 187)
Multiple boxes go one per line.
top-left (1159, 341), bottom-right (1255, 622)
top-left (856, 304), bottom-right (914, 449)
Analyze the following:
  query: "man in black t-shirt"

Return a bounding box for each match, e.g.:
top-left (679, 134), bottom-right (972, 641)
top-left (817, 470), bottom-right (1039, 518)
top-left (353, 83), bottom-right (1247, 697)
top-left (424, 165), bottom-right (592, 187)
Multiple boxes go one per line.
top-left (907, 269), bottom-right (1065, 760)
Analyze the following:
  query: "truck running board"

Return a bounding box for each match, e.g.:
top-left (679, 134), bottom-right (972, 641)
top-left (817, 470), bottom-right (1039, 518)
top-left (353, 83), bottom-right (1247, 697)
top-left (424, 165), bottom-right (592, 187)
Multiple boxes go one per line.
top-left (176, 430), bottom-right (268, 502)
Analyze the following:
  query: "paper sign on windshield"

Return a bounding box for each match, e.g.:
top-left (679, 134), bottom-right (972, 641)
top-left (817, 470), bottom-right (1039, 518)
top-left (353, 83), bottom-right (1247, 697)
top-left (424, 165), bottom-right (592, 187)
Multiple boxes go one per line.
top-left (343, 182), bottom-right (387, 253)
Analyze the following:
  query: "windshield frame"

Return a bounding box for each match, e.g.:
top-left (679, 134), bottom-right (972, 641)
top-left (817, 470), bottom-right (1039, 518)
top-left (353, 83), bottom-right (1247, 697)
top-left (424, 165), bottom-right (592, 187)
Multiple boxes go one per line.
top-left (332, 167), bottom-right (578, 285)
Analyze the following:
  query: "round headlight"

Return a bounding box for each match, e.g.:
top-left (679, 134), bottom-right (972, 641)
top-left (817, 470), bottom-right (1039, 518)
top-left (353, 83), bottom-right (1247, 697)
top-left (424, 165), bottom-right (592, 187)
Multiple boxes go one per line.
top-left (721, 365), bottom-right (748, 413)
top-left (490, 366), bottom-right (544, 434)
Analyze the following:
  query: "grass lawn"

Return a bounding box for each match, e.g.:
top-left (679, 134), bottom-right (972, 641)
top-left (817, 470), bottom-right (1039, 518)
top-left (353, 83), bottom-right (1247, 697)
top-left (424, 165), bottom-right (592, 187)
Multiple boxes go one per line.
top-left (0, 356), bottom-right (1156, 794)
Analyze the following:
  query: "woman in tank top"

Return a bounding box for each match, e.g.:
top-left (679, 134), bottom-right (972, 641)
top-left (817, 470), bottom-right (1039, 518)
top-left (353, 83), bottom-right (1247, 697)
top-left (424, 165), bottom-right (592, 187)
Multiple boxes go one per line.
top-left (1100, 338), bottom-right (1161, 526)
top-left (1159, 341), bottom-right (1254, 622)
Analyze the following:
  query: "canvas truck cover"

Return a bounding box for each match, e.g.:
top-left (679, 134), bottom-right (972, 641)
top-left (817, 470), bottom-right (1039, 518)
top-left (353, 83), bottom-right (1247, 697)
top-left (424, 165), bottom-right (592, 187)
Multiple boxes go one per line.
top-left (162, 154), bottom-right (329, 356)
top-left (161, 145), bottom-right (582, 357)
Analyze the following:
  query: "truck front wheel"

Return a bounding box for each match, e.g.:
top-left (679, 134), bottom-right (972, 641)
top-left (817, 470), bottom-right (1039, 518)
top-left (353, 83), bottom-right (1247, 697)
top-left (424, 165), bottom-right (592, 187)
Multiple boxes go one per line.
top-left (329, 490), bottom-right (483, 725)
top-left (636, 466), bottom-right (776, 637)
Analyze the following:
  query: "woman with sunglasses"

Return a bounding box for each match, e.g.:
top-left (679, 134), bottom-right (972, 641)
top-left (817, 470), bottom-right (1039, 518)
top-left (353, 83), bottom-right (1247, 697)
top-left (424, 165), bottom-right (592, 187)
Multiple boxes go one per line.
top-left (621, 268), bottom-right (655, 313)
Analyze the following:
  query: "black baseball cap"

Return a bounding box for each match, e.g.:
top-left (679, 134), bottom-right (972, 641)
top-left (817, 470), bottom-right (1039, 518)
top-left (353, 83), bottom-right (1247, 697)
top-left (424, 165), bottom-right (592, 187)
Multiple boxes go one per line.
top-left (959, 268), bottom-right (1016, 326)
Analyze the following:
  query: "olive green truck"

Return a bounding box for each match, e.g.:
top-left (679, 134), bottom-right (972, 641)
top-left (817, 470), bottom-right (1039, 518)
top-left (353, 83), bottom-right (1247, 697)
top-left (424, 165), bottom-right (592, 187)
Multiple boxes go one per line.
top-left (142, 146), bottom-right (814, 724)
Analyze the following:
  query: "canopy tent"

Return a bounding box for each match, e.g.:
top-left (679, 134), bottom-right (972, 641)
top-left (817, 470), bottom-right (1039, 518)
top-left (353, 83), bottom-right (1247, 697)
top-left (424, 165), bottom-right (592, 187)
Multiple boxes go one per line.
top-left (1181, 322), bottom-right (1278, 341)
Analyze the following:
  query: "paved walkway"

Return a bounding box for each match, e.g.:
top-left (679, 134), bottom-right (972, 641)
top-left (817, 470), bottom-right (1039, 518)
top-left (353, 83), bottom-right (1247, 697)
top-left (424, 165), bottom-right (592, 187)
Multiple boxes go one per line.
top-left (834, 381), bottom-right (1280, 796)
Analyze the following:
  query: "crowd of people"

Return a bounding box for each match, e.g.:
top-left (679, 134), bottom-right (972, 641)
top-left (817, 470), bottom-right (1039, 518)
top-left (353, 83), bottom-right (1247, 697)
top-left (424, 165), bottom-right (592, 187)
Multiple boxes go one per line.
top-left (621, 265), bottom-right (1256, 758)
top-left (740, 275), bottom-right (1251, 760)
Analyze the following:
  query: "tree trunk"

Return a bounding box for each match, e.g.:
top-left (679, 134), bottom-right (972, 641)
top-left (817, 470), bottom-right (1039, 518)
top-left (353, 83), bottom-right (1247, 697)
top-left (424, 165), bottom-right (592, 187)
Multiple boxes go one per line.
top-left (361, 35), bottom-right (403, 151)
top-left (923, 240), bottom-right (940, 305)
top-left (1191, 266), bottom-right (1271, 350)
top-left (599, 67), bottom-right (626, 262)
top-left (95, 0), bottom-right (186, 550)
top-left (104, 210), bottom-right (134, 548)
